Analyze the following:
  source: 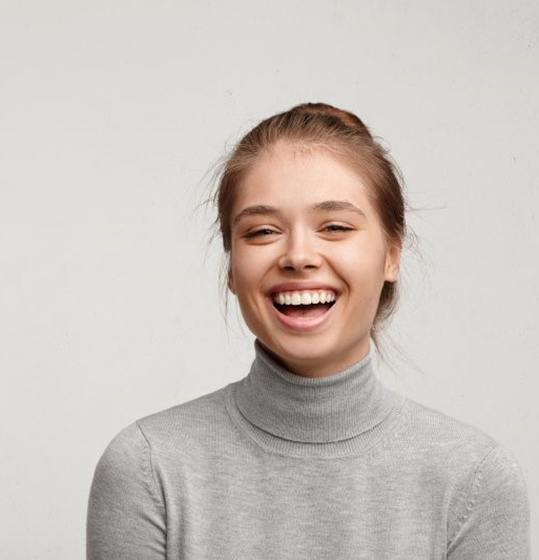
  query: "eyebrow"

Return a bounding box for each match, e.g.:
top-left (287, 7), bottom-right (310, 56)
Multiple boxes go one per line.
top-left (232, 200), bottom-right (367, 227)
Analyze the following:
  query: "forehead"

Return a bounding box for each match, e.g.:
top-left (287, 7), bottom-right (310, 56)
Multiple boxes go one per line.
top-left (235, 142), bottom-right (372, 212)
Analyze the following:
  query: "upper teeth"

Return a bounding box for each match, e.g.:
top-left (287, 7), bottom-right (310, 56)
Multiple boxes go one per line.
top-left (272, 290), bottom-right (337, 305)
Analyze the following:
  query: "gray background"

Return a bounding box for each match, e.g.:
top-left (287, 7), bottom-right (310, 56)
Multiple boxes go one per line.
top-left (1, 1), bottom-right (537, 557)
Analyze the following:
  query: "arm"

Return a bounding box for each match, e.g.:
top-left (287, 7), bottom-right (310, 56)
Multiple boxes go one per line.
top-left (86, 421), bottom-right (167, 559)
top-left (447, 443), bottom-right (531, 559)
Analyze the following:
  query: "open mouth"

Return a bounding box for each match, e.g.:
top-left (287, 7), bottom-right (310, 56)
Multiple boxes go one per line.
top-left (272, 299), bottom-right (336, 319)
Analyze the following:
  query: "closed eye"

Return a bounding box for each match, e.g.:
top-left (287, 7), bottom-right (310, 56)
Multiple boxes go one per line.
top-left (244, 228), bottom-right (276, 238)
top-left (324, 224), bottom-right (353, 233)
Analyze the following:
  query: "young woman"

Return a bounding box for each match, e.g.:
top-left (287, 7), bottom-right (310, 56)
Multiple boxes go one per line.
top-left (86, 103), bottom-right (531, 559)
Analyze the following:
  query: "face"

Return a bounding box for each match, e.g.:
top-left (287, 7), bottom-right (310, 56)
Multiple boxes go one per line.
top-left (227, 141), bottom-right (401, 378)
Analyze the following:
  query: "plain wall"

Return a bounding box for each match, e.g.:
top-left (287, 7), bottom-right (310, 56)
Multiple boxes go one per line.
top-left (1, 1), bottom-right (537, 557)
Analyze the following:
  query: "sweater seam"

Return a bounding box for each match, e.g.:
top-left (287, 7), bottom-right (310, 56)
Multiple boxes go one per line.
top-left (446, 442), bottom-right (499, 549)
top-left (136, 421), bottom-right (168, 517)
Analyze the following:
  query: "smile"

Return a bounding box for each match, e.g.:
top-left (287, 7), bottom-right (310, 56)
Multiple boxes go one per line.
top-left (266, 296), bottom-right (337, 332)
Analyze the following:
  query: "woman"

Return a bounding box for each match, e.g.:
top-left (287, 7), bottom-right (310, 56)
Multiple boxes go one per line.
top-left (86, 103), bottom-right (531, 559)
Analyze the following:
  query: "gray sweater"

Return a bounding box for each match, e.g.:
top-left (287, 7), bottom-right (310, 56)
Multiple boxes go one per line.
top-left (86, 338), bottom-right (531, 559)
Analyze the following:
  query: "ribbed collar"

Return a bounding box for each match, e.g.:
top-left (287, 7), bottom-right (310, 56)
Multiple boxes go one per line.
top-left (228, 337), bottom-right (407, 457)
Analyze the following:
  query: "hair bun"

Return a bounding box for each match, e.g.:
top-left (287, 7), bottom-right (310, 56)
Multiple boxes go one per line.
top-left (291, 102), bottom-right (370, 135)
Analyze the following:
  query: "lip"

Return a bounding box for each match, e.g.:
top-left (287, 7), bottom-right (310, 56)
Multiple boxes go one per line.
top-left (267, 281), bottom-right (340, 297)
top-left (265, 295), bottom-right (337, 332)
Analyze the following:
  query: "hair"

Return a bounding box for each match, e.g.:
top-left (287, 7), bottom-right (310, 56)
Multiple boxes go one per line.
top-left (199, 102), bottom-right (421, 366)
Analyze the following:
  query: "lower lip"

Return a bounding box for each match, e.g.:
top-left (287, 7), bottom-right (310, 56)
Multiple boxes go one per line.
top-left (266, 297), bottom-right (337, 332)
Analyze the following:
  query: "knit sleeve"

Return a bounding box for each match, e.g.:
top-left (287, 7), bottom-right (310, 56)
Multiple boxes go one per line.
top-left (447, 443), bottom-right (531, 559)
top-left (86, 421), bottom-right (167, 559)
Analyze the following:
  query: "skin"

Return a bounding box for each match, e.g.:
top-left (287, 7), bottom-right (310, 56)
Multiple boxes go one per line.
top-left (227, 140), bottom-right (401, 378)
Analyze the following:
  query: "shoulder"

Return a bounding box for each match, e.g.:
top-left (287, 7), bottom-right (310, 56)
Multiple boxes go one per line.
top-left (136, 383), bottom-right (232, 443)
top-left (444, 434), bottom-right (531, 555)
top-left (97, 383), bottom-right (233, 465)
top-left (91, 383), bottom-right (232, 490)
top-left (401, 396), bottom-right (501, 462)
top-left (400, 398), bottom-right (530, 552)
top-left (88, 419), bottom-right (170, 556)
top-left (93, 421), bottom-right (151, 481)
top-left (396, 396), bottom-right (529, 505)
top-left (89, 421), bottom-right (165, 516)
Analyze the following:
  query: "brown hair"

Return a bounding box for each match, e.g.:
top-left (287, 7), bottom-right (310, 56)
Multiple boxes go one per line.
top-left (200, 102), bottom-right (419, 362)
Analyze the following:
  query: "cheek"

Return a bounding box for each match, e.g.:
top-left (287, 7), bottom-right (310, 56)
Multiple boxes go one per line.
top-left (231, 243), bottom-right (274, 282)
top-left (230, 253), bottom-right (270, 311)
top-left (337, 246), bottom-right (387, 296)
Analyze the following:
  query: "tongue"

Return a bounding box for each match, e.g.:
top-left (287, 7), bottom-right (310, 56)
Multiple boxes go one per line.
top-left (281, 303), bottom-right (332, 318)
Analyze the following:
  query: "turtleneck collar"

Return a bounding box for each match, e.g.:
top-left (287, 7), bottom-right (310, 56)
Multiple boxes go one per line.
top-left (227, 337), bottom-right (408, 458)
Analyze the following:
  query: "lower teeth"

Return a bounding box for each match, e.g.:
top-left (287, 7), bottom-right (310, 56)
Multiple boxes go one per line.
top-left (275, 302), bottom-right (333, 318)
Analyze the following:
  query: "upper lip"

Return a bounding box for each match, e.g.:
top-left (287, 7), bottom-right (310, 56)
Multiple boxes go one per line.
top-left (267, 282), bottom-right (340, 297)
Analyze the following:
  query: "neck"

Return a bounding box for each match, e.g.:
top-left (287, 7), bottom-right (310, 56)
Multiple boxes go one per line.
top-left (231, 337), bottom-right (405, 454)
top-left (257, 337), bottom-right (371, 379)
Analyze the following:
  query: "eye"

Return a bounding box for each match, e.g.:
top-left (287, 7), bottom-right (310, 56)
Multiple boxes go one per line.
top-left (243, 224), bottom-right (353, 239)
top-left (323, 224), bottom-right (353, 233)
top-left (244, 228), bottom-right (277, 238)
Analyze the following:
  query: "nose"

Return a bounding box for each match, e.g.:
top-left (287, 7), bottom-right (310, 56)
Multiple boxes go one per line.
top-left (277, 228), bottom-right (323, 271)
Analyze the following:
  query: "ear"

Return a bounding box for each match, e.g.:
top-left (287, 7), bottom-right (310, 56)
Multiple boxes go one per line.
top-left (384, 240), bottom-right (401, 283)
